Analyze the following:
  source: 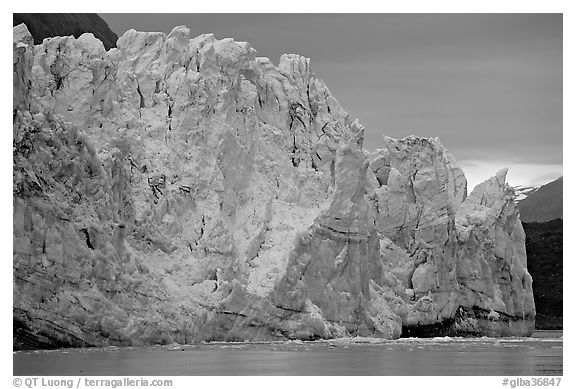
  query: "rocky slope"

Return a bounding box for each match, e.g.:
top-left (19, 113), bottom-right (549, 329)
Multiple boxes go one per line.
top-left (13, 14), bottom-right (118, 51)
top-left (523, 219), bottom-right (563, 329)
top-left (517, 177), bottom-right (563, 222)
top-left (13, 24), bottom-right (535, 349)
top-left (515, 177), bottom-right (562, 329)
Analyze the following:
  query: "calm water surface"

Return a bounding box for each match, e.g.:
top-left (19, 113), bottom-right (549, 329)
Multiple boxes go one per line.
top-left (14, 330), bottom-right (562, 376)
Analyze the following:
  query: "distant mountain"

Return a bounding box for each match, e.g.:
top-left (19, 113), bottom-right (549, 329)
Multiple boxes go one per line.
top-left (517, 177), bottom-right (562, 222)
top-left (513, 184), bottom-right (539, 202)
top-left (13, 13), bottom-right (118, 50)
top-left (523, 219), bottom-right (563, 330)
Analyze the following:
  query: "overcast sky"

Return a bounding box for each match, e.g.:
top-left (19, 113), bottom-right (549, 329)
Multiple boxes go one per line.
top-left (100, 13), bottom-right (562, 189)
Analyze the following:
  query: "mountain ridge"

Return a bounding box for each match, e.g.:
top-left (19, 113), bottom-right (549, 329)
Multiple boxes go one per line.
top-left (517, 177), bottom-right (562, 222)
top-left (513, 184), bottom-right (539, 202)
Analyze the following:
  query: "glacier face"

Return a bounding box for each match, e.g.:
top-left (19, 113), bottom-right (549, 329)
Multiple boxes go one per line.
top-left (13, 24), bottom-right (535, 349)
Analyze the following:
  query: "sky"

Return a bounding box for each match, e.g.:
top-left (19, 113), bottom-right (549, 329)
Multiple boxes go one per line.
top-left (100, 13), bottom-right (563, 190)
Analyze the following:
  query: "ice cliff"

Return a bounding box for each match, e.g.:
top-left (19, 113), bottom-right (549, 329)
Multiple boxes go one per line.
top-left (13, 24), bottom-right (535, 349)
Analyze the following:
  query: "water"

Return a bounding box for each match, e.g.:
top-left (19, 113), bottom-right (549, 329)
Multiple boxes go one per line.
top-left (13, 330), bottom-right (562, 376)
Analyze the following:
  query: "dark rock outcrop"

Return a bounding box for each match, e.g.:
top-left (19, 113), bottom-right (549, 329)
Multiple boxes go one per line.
top-left (13, 14), bottom-right (118, 50)
top-left (523, 219), bottom-right (562, 329)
